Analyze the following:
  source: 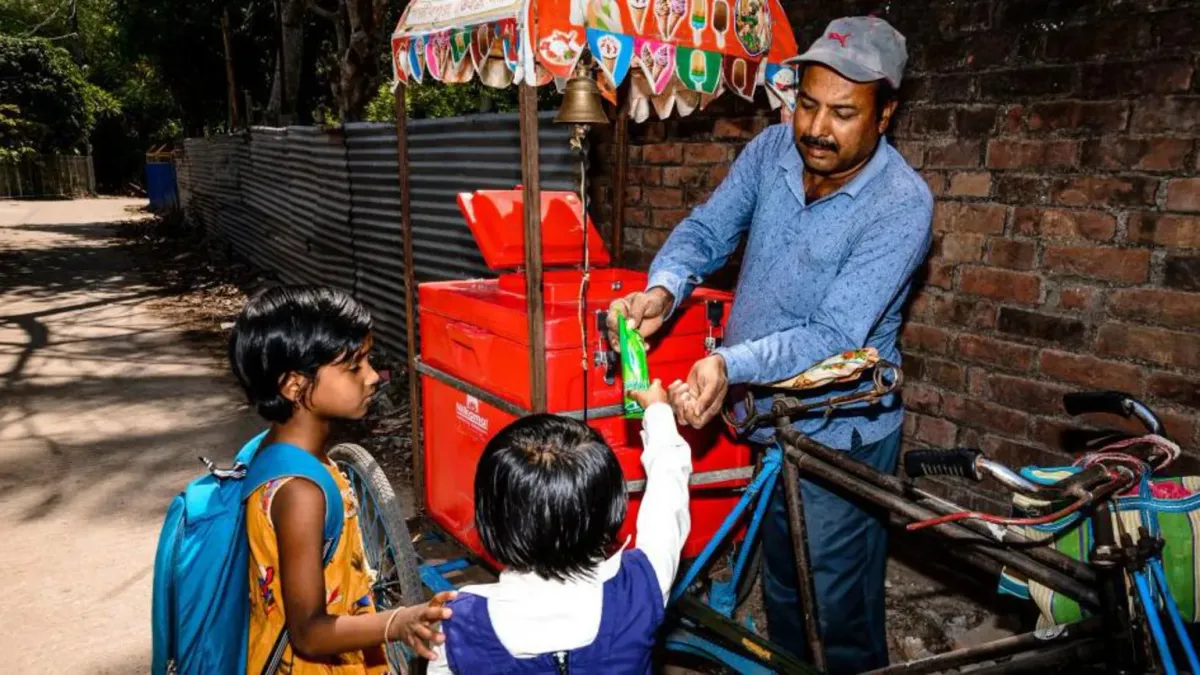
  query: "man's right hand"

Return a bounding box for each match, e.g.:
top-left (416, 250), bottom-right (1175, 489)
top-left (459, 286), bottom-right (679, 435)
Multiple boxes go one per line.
top-left (607, 287), bottom-right (675, 351)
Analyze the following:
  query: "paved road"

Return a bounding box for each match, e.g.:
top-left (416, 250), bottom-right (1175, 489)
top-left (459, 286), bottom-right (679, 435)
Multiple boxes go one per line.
top-left (0, 200), bottom-right (261, 673)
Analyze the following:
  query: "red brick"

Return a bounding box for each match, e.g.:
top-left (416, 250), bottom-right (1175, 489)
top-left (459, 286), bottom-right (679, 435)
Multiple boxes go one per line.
top-left (628, 165), bottom-right (662, 185)
top-left (1051, 176), bottom-right (1157, 208)
top-left (933, 202), bottom-right (1008, 235)
top-left (1097, 323), bottom-right (1200, 370)
top-left (895, 141), bottom-right (925, 168)
top-left (1013, 208), bottom-right (1116, 241)
top-left (1127, 213), bottom-right (1200, 249)
top-left (1166, 178), bottom-right (1200, 213)
top-left (1043, 246), bottom-right (1150, 283)
top-left (948, 172), bottom-right (992, 197)
top-left (913, 414), bottom-right (959, 447)
top-left (904, 382), bottom-right (943, 416)
top-left (1058, 286), bottom-right (1098, 311)
top-left (982, 436), bottom-right (1070, 470)
top-left (995, 175), bottom-right (1050, 205)
top-left (1026, 101), bottom-right (1130, 134)
top-left (1039, 350), bottom-right (1143, 393)
top-left (906, 108), bottom-right (954, 135)
top-left (987, 140), bottom-right (1078, 169)
top-left (986, 238), bottom-right (1037, 270)
top-left (643, 187), bottom-right (683, 208)
top-left (967, 367), bottom-right (989, 397)
top-left (684, 144), bottom-right (731, 164)
top-left (1166, 255), bottom-right (1200, 292)
top-left (1108, 288), bottom-right (1200, 330)
top-left (922, 171), bottom-right (947, 196)
top-left (1147, 371), bottom-right (1200, 409)
top-left (650, 208), bottom-right (689, 230)
top-left (907, 354), bottom-right (967, 390)
top-left (1001, 105), bottom-right (1024, 133)
top-left (1081, 60), bottom-right (1194, 97)
top-left (643, 143), bottom-right (683, 164)
top-left (987, 374), bottom-right (1075, 416)
top-left (955, 334), bottom-right (1038, 371)
top-left (1080, 137), bottom-right (1193, 172)
top-left (927, 140), bottom-right (983, 168)
top-left (662, 166), bottom-right (708, 187)
top-left (944, 395), bottom-right (1031, 436)
top-left (712, 117), bottom-right (758, 139)
top-left (901, 322), bottom-right (951, 355)
top-left (979, 67), bottom-right (1075, 100)
top-left (705, 164), bottom-right (731, 189)
top-left (959, 267), bottom-right (1043, 304)
top-left (925, 260), bottom-right (955, 289)
top-left (937, 233), bottom-right (986, 262)
top-left (1131, 97), bottom-right (1200, 133)
top-left (623, 207), bottom-right (649, 228)
top-left (642, 228), bottom-right (670, 248)
top-left (957, 107), bottom-right (998, 137)
top-left (996, 308), bottom-right (1088, 346)
top-left (916, 292), bottom-right (999, 329)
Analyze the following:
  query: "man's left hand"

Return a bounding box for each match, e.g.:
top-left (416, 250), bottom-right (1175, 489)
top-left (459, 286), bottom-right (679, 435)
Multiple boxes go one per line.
top-left (679, 354), bottom-right (728, 429)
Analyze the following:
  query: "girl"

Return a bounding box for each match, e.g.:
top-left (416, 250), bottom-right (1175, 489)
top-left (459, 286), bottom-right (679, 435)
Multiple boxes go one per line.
top-left (430, 380), bottom-right (693, 673)
top-left (229, 285), bottom-right (453, 674)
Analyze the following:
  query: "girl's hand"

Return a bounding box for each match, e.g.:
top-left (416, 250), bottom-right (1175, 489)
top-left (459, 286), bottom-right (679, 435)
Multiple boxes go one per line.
top-left (387, 591), bottom-right (457, 659)
top-left (630, 379), bottom-right (669, 408)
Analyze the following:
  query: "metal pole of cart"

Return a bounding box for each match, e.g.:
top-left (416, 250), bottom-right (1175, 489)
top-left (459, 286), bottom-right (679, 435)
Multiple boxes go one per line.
top-left (519, 83), bottom-right (548, 413)
top-left (394, 83), bottom-right (424, 514)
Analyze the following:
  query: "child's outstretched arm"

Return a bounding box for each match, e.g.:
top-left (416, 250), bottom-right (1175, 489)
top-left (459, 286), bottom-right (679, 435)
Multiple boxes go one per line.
top-left (630, 380), bottom-right (694, 605)
top-left (272, 479), bottom-right (455, 660)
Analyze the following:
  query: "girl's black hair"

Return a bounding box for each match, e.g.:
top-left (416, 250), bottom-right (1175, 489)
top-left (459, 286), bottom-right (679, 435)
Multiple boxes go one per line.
top-left (475, 415), bottom-right (627, 581)
top-left (228, 285), bottom-right (372, 423)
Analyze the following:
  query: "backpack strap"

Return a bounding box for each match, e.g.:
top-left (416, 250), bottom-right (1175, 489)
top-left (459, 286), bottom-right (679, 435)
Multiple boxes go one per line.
top-left (243, 442), bottom-right (346, 675)
top-left (243, 442), bottom-right (344, 559)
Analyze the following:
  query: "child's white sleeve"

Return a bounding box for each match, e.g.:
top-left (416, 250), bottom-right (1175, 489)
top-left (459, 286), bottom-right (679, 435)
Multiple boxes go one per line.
top-left (636, 402), bottom-right (693, 605)
top-left (427, 643), bottom-right (451, 674)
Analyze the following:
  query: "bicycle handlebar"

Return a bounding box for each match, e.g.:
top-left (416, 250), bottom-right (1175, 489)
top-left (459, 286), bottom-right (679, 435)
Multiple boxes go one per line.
top-left (1062, 391), bottom-right (1164, 435)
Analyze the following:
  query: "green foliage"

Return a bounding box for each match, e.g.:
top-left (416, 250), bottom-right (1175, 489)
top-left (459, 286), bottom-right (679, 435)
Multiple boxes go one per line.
top-left (362, 79), bottom-right (564, 122)
top-left (0, 104), bottom-right (39, 163)
top-left (0, 37), bottom-right (94, 154)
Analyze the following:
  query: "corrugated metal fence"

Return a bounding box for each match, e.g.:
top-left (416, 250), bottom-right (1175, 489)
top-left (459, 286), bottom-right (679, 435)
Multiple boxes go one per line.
top-left (176, 112), bottom-right (578, 356)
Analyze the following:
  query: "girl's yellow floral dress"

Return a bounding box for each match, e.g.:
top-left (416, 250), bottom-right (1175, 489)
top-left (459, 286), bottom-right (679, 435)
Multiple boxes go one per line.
top-left (246, 462), bottom-right (389, 675)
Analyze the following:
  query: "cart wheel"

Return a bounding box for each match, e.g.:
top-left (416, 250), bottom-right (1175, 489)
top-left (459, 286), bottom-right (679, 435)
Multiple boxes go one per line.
top-left (330, 443), bottom-right (425, 674)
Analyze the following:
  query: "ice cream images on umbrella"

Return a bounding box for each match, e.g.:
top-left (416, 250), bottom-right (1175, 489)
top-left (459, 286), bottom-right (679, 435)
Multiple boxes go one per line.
top-left (389, 0), bottom-right (799, 119)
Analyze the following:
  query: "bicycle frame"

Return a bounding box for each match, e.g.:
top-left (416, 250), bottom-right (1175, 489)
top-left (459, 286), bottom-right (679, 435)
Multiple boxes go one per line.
top-left (664, 425), bottom-right (1143, 674)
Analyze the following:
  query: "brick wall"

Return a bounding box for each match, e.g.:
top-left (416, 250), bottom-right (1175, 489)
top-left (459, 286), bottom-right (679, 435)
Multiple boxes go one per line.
top-left (591, 0), bottom-right (1200, 507)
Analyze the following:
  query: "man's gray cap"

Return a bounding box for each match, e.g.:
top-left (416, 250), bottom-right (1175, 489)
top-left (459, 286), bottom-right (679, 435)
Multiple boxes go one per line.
top-left (786, 16), bottom-right (908, 89)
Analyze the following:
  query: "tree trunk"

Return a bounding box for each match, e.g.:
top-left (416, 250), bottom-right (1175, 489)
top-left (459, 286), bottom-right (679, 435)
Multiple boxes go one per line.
top-left (315, 0), bottom-right (388, 122)
top-left (266, 0), bottom-right (306, 124)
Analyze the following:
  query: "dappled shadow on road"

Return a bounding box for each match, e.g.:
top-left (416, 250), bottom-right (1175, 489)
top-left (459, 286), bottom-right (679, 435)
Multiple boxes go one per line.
top-left (1, 216), bottom-right (260, 524)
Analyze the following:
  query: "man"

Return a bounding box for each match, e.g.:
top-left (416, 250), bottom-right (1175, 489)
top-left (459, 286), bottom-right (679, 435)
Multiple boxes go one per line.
top-left (608, 16), bottom-right (932, 673)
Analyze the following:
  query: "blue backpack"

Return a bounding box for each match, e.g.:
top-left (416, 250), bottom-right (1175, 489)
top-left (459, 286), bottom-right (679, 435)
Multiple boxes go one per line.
top-left (151, 431), bottom-right (344, 675)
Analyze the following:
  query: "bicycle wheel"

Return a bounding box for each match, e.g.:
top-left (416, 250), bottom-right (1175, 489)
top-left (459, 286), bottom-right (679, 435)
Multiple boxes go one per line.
top-left (330, 443), bottom-right (425, 674)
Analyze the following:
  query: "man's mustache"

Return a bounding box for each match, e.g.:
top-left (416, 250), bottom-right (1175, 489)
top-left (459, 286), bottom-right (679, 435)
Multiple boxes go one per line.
top-left (800, 135), bottom-right (838, 152)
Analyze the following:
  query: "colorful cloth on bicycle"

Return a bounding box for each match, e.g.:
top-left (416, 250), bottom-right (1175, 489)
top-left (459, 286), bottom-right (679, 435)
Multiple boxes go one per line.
top-left (997, 467), bottom-right (1200, 627)
top-left (442, 549), bottom-right (663, 674)
top-left (246, 464), bottom-right (390, 675)
top-left (770, 347), bottom-right (880, 390)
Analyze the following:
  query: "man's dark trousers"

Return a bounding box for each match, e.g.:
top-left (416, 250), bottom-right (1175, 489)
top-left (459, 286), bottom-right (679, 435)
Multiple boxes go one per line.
top-left (761, 427), bottom-right (902, 674)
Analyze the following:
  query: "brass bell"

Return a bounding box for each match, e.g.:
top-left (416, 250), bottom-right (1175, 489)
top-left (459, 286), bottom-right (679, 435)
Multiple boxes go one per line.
top-left (554, 75), bottom-right (610, 126)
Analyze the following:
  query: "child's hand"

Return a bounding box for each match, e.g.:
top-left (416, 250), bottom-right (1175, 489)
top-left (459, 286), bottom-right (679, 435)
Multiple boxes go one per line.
top-left (387, 591), bottom-right (457, 659)
top-left (630, 379), bottom-right (669, 409)
top-left (668, 380), bottom-right (699, 426)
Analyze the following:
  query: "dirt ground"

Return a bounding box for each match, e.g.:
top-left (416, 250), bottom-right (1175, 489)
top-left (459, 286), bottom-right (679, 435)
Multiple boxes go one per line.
top-left (0, 200), bottom-right (1020, 672)
top-left (0, 199), bottom-right (263, 673)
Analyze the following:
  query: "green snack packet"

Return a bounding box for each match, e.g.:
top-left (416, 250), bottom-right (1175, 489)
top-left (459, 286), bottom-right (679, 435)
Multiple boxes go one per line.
top-left (617, 310), bottom-right (651, 419)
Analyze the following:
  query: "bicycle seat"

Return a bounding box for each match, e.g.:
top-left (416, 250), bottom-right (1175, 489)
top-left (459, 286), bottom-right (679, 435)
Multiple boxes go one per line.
top-left (768, 347), bottom-right (880, 391)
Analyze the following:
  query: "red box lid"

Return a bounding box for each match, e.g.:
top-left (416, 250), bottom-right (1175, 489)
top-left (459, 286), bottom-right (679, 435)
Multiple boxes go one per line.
top-left (457, 187), bottom-right (611, 271)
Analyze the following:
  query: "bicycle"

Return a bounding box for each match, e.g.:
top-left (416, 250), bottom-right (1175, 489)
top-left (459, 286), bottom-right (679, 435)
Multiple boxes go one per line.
top-left (660, 350), bottom-right (1199, 674)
